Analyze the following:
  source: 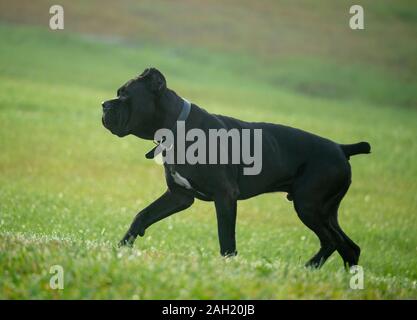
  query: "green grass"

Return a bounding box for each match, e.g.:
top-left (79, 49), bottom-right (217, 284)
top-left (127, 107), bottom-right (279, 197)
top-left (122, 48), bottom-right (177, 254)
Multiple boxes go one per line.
top-left (0, 21), bottom-right (416, 299)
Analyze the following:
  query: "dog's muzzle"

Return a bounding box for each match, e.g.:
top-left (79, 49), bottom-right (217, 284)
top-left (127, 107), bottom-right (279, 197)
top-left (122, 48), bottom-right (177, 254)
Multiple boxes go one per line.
top-left (101, 101), bottom-right (129, 137)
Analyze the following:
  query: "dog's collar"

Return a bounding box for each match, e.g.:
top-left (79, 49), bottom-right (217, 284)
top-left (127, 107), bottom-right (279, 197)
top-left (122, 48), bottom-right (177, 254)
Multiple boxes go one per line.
top-left (177, 98), bottom-right (192, 123)
top-left (145, 98), bottom-right (191, 159)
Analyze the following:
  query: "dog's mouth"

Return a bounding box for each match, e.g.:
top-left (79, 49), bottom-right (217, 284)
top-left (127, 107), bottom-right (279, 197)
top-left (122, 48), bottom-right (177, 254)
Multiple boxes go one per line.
top-left (102, 107), bottom-right (131, 137)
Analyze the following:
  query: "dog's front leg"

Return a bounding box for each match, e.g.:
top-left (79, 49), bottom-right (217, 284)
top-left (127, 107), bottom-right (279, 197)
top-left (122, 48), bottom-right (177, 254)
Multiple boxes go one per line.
top-left (214, 194), bottom-right (238, 257)
top-left (119, 190), bottom-right (194, 247)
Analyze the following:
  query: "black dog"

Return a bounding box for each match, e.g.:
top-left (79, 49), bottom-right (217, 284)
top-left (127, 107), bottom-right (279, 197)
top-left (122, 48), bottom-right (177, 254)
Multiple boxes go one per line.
top-left (102, 68), bottom-right (370, 268)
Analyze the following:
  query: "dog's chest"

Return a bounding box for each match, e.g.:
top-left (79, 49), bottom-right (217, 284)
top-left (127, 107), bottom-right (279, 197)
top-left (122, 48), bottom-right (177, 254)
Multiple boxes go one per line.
top-left (166, 165), bottom-right (193, 190)
top-left (167, 166), bottom-right (209, 197)
top-left (171, 170), bottom-right (192, 189)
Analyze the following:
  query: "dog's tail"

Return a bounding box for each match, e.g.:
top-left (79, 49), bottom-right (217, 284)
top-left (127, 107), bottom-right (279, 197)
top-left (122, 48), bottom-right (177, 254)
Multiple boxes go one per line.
top-left (340, 142), bottom-right (371, 159)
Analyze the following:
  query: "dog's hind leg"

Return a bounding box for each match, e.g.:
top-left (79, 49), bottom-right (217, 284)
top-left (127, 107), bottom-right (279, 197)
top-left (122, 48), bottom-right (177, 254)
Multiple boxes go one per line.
top-left (323, 182), bottom-right (361, 268)
top-left (291, 163), bottom-right (353, 269)
top-left (292, 198), bottom-right (336, 269)
top-left (328, 215), bottom-right (360, 268)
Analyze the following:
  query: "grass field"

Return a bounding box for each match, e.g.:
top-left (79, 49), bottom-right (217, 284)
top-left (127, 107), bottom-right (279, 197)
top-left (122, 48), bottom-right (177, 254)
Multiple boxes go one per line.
top-left (0, 1), bottom-right (417, 299)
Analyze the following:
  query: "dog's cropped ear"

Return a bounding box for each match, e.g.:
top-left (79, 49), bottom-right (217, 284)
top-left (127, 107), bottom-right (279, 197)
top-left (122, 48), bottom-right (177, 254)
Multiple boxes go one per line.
top-left (140, 67), bottom-right (166, 95)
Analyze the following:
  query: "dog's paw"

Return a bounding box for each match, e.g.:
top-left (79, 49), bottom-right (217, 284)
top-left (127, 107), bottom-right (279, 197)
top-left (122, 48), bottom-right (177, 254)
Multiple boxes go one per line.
top-left (304, 258), bottom-right (324, 269)
top-left (221, 250), bottom-right (238, 258)
top-left (118, 234), bottom-right (136, 248)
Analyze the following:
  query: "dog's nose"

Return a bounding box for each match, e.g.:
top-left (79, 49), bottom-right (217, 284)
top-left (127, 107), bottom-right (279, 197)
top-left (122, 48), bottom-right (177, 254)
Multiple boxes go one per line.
top-left (102, 101), bottom-right (111, 111)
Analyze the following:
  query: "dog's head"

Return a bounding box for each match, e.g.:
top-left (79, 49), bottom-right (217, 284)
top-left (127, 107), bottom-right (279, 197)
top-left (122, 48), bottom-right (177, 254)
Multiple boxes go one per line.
top-left (101, 68), bottom-right (166, 139)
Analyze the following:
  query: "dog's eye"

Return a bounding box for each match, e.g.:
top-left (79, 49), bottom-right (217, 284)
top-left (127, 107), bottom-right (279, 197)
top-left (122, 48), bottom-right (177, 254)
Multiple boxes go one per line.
top-left (119, 92), bottom-right (130, 100)
top-left (117, 88), bottom-right (125, 97)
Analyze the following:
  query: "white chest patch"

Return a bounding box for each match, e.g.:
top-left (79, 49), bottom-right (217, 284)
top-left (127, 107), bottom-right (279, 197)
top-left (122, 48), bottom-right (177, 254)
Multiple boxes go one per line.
top-left (171, 171), bottom-right (192, 190)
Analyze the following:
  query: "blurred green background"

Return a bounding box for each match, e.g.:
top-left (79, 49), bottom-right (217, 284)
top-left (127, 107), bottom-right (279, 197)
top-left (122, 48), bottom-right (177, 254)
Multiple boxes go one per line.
top-left (0, 0), bottom-right (416, 299)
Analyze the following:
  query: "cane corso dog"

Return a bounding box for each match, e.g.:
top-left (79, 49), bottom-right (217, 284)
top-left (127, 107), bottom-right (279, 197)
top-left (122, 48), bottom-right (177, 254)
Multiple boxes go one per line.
top-left (102, 67), bottom-right (371, 268)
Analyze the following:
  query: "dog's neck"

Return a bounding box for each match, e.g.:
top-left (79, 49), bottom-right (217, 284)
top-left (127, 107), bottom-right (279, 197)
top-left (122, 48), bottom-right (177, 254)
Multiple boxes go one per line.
top-left (130, 88), bottom-right (189, 140)
top-left (156, 88), bottom-right (186, 130)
